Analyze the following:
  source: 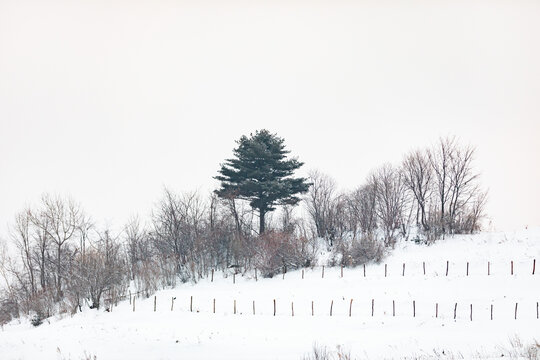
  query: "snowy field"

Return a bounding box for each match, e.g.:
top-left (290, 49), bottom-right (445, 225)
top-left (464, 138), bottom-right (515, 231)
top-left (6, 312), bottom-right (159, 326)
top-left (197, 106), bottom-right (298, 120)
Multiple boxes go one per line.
top-left (1, 229), bottom-right (539, 359)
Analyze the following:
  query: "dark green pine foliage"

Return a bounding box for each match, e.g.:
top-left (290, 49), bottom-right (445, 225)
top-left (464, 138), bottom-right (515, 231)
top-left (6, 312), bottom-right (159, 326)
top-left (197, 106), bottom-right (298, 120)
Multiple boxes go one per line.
top-left (215, 129), bottom-right (310, 235)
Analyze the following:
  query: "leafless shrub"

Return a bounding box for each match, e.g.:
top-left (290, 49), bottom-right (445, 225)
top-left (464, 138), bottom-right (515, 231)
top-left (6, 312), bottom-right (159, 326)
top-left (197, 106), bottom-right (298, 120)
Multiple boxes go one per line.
top-left (0, 296), bottom-right (18, 326)
top-left (134, 259), bottom-right (161, 296)
top-left (302, 344), bottom-right (352, 360)
top-left (504, 336), bottom-right (540, 360)
top-left (302, 344), bottom-right (332, 360)
top-left (254, 231), bottom-right (314, 278)
top-left (334, 234), bottom-right (385, 267)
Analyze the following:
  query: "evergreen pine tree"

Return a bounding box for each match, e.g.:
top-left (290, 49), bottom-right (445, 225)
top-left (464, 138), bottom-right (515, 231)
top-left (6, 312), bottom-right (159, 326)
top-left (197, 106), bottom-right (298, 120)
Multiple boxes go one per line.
top-left (215, 129), bottom-right (310, 234)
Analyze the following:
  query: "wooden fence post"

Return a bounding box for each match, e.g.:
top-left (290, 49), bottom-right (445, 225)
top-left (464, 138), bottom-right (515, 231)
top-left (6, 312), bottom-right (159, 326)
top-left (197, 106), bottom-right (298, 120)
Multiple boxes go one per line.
top-left (435, 303), bottom-right (438, 318)
top-left (363, 264), bottom-right (366, 277)
top-left (511, 261), bottom-right (514, 275)
top-left (273, 299), bottom-right (276, 316)
top-left (385, 264), bottom-right (387, 277)
top-left (536, 302), bottom-right (538, 319)
top-left (470, 304), bottom-right (472, 321)
top-left (255, 268), bottom-right (258, 281)
top-left (211, 269), bottom-right (214, 282)
top-left (234, 300), bottom-right (236, 315)
top-left (349, 299), bottom-right (353, 317)
top-left (446, 261), bottom-right (449, 276)
top-left (488, 261), bottom-right (490, 276)
top-left (213, 298), bottom-right (215, 314)
top-left (372, 299), bottom-right (374, 316)
top-left (392, 300), bottom-right (395, 317)
top-left (302, 269), bottom-right (304, 279)
top-left (233, 273), bottom-right (236, 284)
top-left (454, 303), bottom-right (457, 320)
top-left (341, 265), bottom-right (343, 278)
top-left (413, 300), bottom-right (416, 317)
top-left (282, 266), bottom-right (285, 280)
top-left (402, 263), bottom-right (405, 276)
top-left (154, 296), bottom-right (156, 312)
top-left (129, 290), bottom-right (132, 305)
top-left (515, 302), bottom-right (518, 319)
top-left (312, 301), bottom-right (314, 316)
top-left (322, 266), bottom-right (325, 278)
top-left (253, 300), bottom-right (255, 315)
top-left (330, 300), bottom-right (333, 316)
top-left (291, 302), bottom-right (294, 317)
top-left (466, 262), bottom-right (469, 276)
top-left (190, 296), bottom-right (193, 312)
top-left (133, 297), bottom-right (136, 312)
top-left (533, 259), bottom-right (536, 275)
top-left (491, 304), bottom-right (493, 320)
top-left (171, 297), bottom-right (175, 311)
top-left (423, 262), bottom-right (426, 275)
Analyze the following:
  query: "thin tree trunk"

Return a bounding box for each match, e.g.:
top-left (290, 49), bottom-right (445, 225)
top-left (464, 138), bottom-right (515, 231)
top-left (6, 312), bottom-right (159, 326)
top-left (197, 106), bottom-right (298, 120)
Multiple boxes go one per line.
top-left (259, 209), bottom-right (266, 234)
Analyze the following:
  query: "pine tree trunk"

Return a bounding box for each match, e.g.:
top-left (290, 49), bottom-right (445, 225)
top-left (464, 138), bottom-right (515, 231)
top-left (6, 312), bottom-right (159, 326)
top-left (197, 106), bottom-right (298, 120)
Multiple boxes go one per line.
top-left (259, 209), bottom-right (266, 234)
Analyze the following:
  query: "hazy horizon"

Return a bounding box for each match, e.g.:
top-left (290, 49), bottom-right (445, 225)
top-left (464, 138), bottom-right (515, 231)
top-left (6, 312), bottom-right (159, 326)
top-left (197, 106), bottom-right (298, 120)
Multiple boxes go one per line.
top-left (1, 0), bottom-right (539, 238)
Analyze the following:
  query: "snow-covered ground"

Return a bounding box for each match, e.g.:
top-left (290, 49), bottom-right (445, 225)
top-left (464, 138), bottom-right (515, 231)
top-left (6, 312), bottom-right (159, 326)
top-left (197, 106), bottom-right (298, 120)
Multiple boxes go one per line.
top-left (1, 229), bottom-right (539, 359)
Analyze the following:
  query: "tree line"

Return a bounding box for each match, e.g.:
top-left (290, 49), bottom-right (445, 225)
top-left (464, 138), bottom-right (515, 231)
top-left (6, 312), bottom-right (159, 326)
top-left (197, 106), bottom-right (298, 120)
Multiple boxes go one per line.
top-left (0, 132), bottom-right (487, 325)
top-left (307, 136), bottom-right (487, 248)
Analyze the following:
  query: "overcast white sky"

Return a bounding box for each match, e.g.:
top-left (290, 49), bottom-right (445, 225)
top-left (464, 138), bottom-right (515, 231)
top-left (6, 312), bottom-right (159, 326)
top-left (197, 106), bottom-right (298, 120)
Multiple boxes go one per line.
top-left (1, 0), bottom-right (539, 237)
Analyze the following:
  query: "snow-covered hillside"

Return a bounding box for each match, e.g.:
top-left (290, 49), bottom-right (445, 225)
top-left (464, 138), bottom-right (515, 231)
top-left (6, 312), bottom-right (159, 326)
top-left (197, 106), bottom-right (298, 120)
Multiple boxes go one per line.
top-left (1, 229), bottom-right (539, 359)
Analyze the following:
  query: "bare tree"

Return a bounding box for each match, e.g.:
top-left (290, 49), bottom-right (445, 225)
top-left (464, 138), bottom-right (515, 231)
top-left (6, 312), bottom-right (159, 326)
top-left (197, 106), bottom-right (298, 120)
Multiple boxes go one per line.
top-left (371, 164), bottom-right (408, 247)
top-left (428, 137), bottom-right (456, 235)
top-left (219, 190), bottom-right (255, 238)
top-left (464, 189), bottom-right (488, 233)
top-left (447, 143), bottom-right (479, 233)
top-left (428, 137), bottom-right (486, 235)
top-left (152, 189), bottom-right (210, 282)
top-left (11, 210), bottom-right (36, 297)
top-left (205, 195), bottom-right (236, 268)
top-left (152, 188), bottom-right (187, 268)
top-left (30, 212), bottom-right (51, 292)
top-left (31, 194), bottom-right (87, 300)
top-left (402, 149), bottom-right (433, 232)
top-left (305, 170), bottom-right (338, 243)
top-left (346, 183), bottom-right (378, 237)
top-left (124, 216), bottom-right (152, 281)
top-left (85, 229), bottom-right (124, 309)
top-left (0, 239), bottom-right (16, 300)
top-left (0, 239), bottom-right (19, 324)
top-left (326, 194), bottom-right (349, 244)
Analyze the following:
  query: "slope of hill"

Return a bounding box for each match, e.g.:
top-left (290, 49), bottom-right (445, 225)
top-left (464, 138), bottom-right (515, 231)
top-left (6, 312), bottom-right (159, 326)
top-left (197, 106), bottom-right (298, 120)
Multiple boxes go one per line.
top-left (1, 228), bottom-right (539, 359)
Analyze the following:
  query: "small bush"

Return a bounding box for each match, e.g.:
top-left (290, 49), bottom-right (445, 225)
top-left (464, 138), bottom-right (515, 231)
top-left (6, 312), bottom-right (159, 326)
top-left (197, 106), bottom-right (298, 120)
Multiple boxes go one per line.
top-left (0, 298), bottom-right (19, 326)
top-left (506, 336), bottom-right (540, 360)
top-left (30, 312), bottom-right (43, 327)
top-left (302, 344), bottom-right (351, 360)
top-left (255, 231), bottom-right (315, 278)
top-left (336, 235), bottom-right (385, 267)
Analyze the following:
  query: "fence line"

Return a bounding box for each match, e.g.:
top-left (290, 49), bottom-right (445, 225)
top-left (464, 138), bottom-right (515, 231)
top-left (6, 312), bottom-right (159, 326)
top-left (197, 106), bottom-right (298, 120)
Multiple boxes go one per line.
top-left (204, 259), bottom-right (536, 283)
top-left (104, 258), bottom-right (537, 313)
top-left (108, 259), bottom-right (537, 301)
top-left (282, 258), bottom-right (536, 279)
top-left (122, 295), bottom-right (539, 321)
